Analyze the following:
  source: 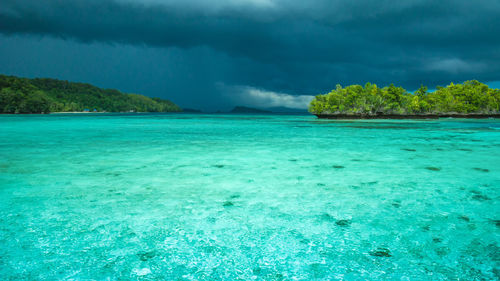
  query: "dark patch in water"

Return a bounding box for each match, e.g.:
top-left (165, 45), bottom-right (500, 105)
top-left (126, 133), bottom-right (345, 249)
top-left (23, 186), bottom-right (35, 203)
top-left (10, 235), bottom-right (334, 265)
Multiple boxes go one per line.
top-left (425, 166), bottom-right (441, 171)
top-left (300, 238), bottom-right (310, 244)
top-left (223, 201), bottom-right (234, 207)
top-left (401, 148), bottom-right (416, 152)
top-left (491, 220), bottom-right (500, 228)
top-left (469, 190), bottom-right (491, 201)
top-left (458, 215), bottom-right (470, 222)
top-left (229, 194), bottom-right (240, 199)
top-left (203, 245), bottom-right (217, 254)
top-left (494, 268), bottom-right (500, 281)
top-left (435, 246), bottom-right (450, 257)
top-left (137, 251), bottom-right (156, 261)
top-left (351, 159), bottom-right (362, 162)
top-left (335, 219), bottom-right (351, 227)
top-left (320, 213), bottom-right (335, 222)
top-left (435, 148), bottom-right (444, 151)
top-left (310, 263), bottom-right (328, 278)
top-left (213, 164), bottom-right (224, 168)
top-left (317, 183), bottom-right (325, 186)
top-left (391, 199), bottom-right (402, 207)
top-left (432, 237), bottom-right (442, 243)
top-left (362, 181), bottom-right (378, 186)
top-left (422, 225), bottom-right (431, 232)
top-left (272, 273), bottom-right (284, 280)
top-left (289, 159), bottom-right (297, 162)
top-left (472, 194), bottom-right (491, 201)
top-left (370, 247), bottom-right (391, 257)
top-left (467, 223), bottom-right (476, 230)
top-left (473, 167), bottom-right (489, 172)
top-left (458, 148), bottom-right (473, 152)
top-left (332, 165), bottom-right (345, 169)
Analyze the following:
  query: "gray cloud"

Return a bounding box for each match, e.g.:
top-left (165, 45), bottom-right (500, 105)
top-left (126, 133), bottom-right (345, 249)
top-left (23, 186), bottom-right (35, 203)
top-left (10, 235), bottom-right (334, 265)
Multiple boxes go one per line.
top-left (220, 84), bottom-right (314, 109)
top-left (423, 58), bottom-right (486, 74)
top-left (0, 0), bottom-right (499, 110)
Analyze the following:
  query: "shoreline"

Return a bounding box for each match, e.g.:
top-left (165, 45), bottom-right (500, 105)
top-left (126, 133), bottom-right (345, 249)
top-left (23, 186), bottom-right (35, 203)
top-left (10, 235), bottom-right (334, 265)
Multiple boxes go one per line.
top-left (50, 111), bottom-right (108, 114)
top-left (0, 111), bottom-right (175, 114)
top-left (315, 113), bottom-right (500, 119)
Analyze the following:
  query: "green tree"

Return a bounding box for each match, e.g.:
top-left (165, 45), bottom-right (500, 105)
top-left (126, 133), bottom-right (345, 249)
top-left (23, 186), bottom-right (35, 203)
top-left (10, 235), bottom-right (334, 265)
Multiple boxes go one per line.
top-left (0, 74), bottom-right (182, 113)
top-left (308, 80), bottom-right (499, 116)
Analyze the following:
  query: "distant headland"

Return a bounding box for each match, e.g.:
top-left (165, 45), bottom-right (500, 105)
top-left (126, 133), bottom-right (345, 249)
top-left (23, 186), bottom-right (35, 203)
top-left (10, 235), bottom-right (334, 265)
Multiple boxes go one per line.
top-left (309, 80), bottom-right (500, 119)
top-left (3, 74), bottom-right (500, 118)
top-left (0, 74), bottom-right (181, 114)
top-left (229, 106), bottom-right (271, 113)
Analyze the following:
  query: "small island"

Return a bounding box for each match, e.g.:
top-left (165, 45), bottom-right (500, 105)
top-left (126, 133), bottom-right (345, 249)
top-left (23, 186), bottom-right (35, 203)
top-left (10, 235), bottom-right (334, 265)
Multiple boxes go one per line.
top-left (0, 75), bottom-right (181, 114)
top-left (309, 80), bottom-right (500, 119)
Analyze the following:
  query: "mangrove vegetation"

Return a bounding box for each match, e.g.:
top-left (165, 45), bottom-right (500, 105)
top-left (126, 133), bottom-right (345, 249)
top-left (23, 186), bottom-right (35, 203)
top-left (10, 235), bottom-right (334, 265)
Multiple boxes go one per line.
top-left (309, 80), bottom-right (500, 117)
top-left (0, 74), bottom-right (181, 113)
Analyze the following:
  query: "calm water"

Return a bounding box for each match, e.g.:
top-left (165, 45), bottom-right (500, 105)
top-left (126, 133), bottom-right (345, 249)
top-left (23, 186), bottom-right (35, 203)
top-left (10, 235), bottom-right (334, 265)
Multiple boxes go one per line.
top-left (0, 114), bottom-right (499, 280)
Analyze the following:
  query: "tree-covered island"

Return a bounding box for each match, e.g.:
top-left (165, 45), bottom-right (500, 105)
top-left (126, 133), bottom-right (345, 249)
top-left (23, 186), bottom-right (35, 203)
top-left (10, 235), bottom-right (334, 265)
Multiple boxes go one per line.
top-left (309, 80), bottom-right (500, 119)
top-left (0, 75), bottom-right (181, 113)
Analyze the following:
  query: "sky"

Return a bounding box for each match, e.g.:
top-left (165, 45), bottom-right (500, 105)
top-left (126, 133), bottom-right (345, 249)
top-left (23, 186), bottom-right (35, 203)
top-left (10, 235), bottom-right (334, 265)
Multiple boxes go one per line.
top-left (1, 0), bottom-right (499, 111)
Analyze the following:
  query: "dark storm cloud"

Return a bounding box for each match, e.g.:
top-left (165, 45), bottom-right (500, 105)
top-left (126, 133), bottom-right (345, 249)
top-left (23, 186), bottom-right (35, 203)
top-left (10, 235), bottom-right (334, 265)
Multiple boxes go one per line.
top-left (1, 0), bottom-right (500, 109)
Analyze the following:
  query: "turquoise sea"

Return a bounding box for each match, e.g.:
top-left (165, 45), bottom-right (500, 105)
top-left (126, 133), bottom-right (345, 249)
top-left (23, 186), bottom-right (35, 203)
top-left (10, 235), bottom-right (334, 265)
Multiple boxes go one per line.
top-left (0, 114), bottom-right (499, 280)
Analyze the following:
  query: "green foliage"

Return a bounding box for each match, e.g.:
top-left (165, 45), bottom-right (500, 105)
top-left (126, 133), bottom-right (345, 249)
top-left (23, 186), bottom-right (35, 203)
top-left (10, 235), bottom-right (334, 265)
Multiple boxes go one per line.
top-left (309, 80), bottom-right (500, 115)
top-left (0, 75), bottom-right (181, 113)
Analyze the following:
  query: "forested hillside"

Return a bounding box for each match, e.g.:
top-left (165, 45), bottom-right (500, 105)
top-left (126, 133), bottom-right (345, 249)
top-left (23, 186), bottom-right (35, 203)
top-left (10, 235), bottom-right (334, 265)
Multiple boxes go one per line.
top-left (309, 80), bottom-right (500, 115)
top-left (0, 75), bottom-right (181, 113)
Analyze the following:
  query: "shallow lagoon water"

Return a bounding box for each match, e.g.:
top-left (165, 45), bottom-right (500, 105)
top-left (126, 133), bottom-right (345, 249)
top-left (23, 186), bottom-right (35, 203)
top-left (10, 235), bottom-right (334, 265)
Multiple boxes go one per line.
top-left (0, 114), bottom-right (499, 280)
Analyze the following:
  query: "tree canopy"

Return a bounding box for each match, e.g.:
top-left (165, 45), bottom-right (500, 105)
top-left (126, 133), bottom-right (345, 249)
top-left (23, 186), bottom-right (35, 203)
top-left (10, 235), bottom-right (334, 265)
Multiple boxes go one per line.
top-left (309, 81), bottom-right (500, 115)
top-left (0, 75), bottom-right (181, 113)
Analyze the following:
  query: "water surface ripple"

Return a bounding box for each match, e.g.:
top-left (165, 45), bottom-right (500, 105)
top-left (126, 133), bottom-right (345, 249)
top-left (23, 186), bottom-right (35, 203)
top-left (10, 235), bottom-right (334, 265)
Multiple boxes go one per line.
top-left (0, 114), bottom-right (499, 280)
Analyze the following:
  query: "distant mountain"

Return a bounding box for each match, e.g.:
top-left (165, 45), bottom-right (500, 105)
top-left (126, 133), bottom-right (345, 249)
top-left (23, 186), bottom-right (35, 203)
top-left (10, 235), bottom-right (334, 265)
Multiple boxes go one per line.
top-left (0, 74), bottom-right (181, 113)
top-left (182, 108), bottom-right (203, 113)
top-left (228, 105), bottom-right (308, 114)
top-left (229, 106), bottom-right (271, 113)
top-left (264, 106), bottom-right (309, 113)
